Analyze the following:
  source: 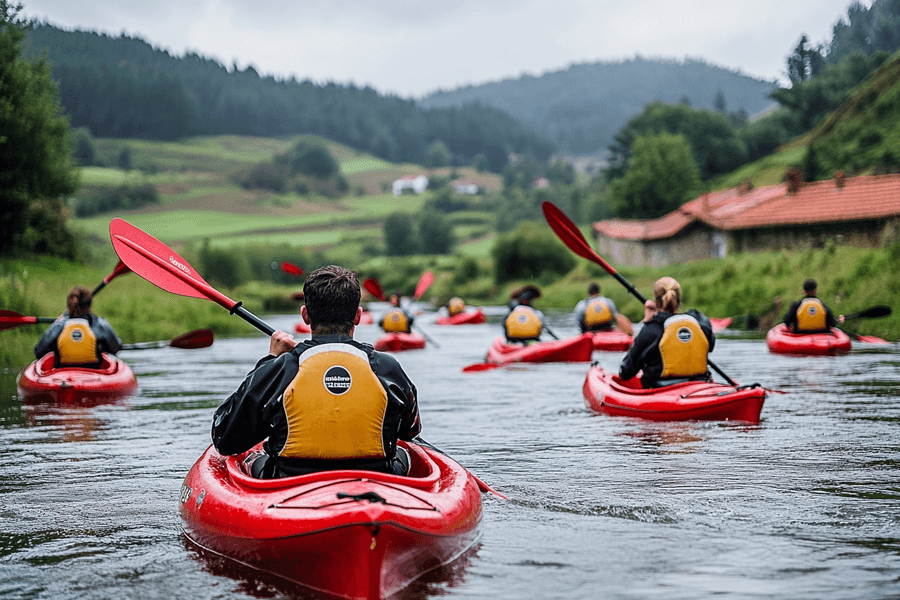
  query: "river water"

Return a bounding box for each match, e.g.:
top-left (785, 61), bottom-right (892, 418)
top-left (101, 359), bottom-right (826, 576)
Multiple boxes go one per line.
top-left (2, 309), bottom-right (900, 600)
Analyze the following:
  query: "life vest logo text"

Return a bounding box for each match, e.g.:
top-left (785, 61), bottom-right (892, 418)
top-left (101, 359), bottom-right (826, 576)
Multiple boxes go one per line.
top-left (324, 366), bottom-right (352, 395)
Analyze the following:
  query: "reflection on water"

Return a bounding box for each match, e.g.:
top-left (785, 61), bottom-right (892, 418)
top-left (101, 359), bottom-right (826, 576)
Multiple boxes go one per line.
top-left (2, 312), bottom-right (900, 599)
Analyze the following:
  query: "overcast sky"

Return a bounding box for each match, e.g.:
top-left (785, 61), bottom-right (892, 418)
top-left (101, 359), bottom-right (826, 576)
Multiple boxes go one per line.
top-left (21, 0), bottom-right (861, 99)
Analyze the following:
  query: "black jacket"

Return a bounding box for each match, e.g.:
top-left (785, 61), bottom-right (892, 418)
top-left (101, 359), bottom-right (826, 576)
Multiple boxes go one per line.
top-left (619, 309), bottom-right (715, 387)
top-left (211, 334), bottom-right (421, 476)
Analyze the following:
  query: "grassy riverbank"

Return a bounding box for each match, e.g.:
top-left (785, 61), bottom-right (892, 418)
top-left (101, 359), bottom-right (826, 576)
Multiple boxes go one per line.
top-left (3, 240), bottom-right (897, 372)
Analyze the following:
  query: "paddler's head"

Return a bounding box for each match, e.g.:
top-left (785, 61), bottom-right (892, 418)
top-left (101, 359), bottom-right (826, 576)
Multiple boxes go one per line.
top-left (587, 282), bottom-right (600, 296)
top-left (653, 277), bottom-right (682, 314)
top-left (802, 279), bottom-right (817, 297)
top-left (302, 265), bottom-right (361, 336)
top-left (66, 287), bottom-right (93, 318)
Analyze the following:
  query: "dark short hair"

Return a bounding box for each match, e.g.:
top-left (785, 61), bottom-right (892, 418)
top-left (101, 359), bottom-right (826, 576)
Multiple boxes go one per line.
top-left (803, 279), bottom-right (817, 293)
top-left (588, 282), bottom-right (600, 295)
top-left (302, 266), bottom-right (360, 334)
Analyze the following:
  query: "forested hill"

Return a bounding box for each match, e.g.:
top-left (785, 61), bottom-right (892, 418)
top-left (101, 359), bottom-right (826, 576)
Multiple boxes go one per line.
top-left (420, 57), bottom-right (778, 156)
top-left (24, 24), bottom-right (554, 171)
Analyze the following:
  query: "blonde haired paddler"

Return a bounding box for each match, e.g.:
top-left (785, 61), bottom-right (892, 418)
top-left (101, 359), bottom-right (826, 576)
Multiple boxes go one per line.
top-left (33, 286), bottom-right (122, 367)
top-left (212, 266), bottom-right (421, 479)
top-left (619, 277), bottom-right (715, 388)
top-left (783, 278), bottom-right (844, 333)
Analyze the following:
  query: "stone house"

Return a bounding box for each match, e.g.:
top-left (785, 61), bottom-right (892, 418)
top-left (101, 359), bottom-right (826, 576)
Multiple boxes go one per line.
top-left (593, 172), bottom-right (900, 267)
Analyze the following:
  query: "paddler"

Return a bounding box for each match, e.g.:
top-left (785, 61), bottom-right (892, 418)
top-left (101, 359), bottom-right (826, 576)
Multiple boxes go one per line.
top-left (211, 265), bottom-right (421, 479)
top-left (378, 291), bottom-right (415, 334)
top-left (33, 286), bottom-right (122, 366)
top-left (619, 277), bottom-right (715, 388)
top-left (445, 296), bottom-right (467, 317)
top-left (782, 279), bottom-right (844, 333)
top-left (573, 282), bottom-right (634, 336)
top-left (503, 284), bottom-right (547, 343)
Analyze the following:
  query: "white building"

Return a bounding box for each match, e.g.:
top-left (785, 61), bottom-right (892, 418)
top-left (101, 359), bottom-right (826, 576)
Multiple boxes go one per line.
top-left (392, 174), bottom-right (429, 196)
top-left (453, 179), bottom-right (480, 195)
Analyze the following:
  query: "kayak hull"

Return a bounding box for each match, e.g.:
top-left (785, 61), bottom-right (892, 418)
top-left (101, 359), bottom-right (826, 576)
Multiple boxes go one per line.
top-left (180, 442), bottom-right (482, 600)
top-left (16, 352), bottom-right (138, 404)
top-left (435, 309), bottom-right (486, 326)
top-left (766, 324), bottom-right (852, 356)
top-left (583, 365), bottom-right (766, 423)
top-left (293, 321), bottom-right (310, 334)
top-left (485, 333), bottom-right (594, 365)
top-left (374, 332), bottom-right (427, 352)
top-left (590, 330), bottom-right (634, 352)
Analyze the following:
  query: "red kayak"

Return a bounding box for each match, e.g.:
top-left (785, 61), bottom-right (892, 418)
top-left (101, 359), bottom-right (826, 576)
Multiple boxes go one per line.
top-left (583, 365), bottom-right (766, 423)
top-left (293, 321), bottom-right (310, 334)
top-left (485, 333), bottom-right (593, 365)
top-left (17, 352), bottom-right (138, 404)
top-left (766, 323), bottom-right (852, 356)
top-left (435, 309), bottom-right (486, 326)
top-left (374, 332), bottom-right (427, 352)
top-left (180, 441), bottom-right (482, 600)
top-left (359, 311), bottom-right (374, 325)
top-left (590, 330), bottom-right (634, 352)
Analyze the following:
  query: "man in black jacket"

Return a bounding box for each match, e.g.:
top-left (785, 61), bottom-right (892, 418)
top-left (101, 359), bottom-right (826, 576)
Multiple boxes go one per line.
top-left (212, 265), bottom-right (421, 478)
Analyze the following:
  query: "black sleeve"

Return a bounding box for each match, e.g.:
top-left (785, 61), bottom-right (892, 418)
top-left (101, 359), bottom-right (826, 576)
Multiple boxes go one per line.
top-left (619, 322), bottom-right (659, 380)
top-left (370, 351), bottom-right (421, 441)
top-left (211, 354), bottom-right (287, 456)
top-left (93, 316), bottom-right (122, 354)
top-left (33, 319), bottom-right (64, 358)
top-left (824, 305), bottom-right (838, 328)
top-left (783, 301), bottom-right (800, 327)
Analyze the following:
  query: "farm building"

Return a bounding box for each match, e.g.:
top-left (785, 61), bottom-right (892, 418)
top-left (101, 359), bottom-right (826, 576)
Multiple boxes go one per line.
top-left (453, 179), bottom-right (480, 195)
top-left (592, 171), bottom-right (900, 267)
top-left (392, 174), bottom-right (429, 196)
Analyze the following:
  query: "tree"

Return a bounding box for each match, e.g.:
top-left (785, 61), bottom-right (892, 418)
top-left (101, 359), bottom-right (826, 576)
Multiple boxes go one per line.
top-left (787, 35), bottom-right (825, 84)
top-left (417, 210), bottom-right (455, 254)
top-left (713, 89), bottom-right (727, 113)
top-left (0, 1), bottom-right (79, 256)
top-left (71, 127), bottom-right (95, 166)
top-left (118, 147), bottom-right (132, 171)
top-left (425, 140), bottom-right (451, 168)
top-left (606, 101), bottom-right (746, 181)
top-left (383, 212), bottom-right (418, 256)
top-left (609, 132), bottom-right (701, 219)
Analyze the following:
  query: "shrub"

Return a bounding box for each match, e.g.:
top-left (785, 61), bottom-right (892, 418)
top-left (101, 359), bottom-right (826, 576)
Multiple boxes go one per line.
top-left (73, 184), bottom-right (161, 217)
top-left (491, 222), bottom-right (576, 283)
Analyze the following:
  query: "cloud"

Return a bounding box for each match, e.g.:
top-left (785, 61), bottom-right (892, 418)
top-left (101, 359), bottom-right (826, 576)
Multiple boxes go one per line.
top-left (21, 0), bottom-right (858, 97)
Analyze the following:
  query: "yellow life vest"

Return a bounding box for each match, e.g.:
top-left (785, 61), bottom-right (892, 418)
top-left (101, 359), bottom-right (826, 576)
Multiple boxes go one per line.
top-left (56, 318), bottom-right (99, 365)
top-left (382, 308), bottom-right (410, 333)
top-left (659, 315), bottom-right (709, 379)
top-left (796, 298), bottom-right (827, 331)
top-left (279, 344), bottom-right (388, 461)
top-left (505, 306), bottom-right (542, 340)
top-left (448, 297), bottom-right (465, 316)
top-left (584, 298), bottom-right (613, 328)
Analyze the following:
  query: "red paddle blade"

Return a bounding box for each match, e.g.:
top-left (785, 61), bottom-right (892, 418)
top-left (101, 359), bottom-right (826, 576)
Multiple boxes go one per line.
top-left (856, 335), bottom-right (890, 345)
top-left (414, 271), bottom-right (434, 300)
top-left (363, 278), bottom-right (386, 301)
top-left (281, 262), bottom-right (304, 277)
top-left (109, 218), bottom-right (237, 310)
top-left (0, 310), bottom-right (37, 330)
top-left (169, 328), bottom-right (214, 349)
top-left (541, 201), bottom-right (617, 275)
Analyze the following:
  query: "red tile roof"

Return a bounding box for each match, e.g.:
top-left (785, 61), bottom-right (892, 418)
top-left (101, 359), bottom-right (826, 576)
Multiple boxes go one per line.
top-left (593, 174), bottom-right (900, 241)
